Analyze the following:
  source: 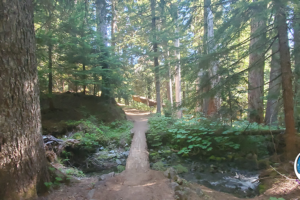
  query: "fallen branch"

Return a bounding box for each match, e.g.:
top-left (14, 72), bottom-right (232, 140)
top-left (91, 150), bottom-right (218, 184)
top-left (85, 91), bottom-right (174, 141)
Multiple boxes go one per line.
top-left (270, 165), bottom-right (296, 181)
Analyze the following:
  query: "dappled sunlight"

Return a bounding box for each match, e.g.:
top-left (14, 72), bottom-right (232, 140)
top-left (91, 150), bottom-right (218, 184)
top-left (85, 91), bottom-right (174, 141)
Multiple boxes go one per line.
top-left (264, 179), bottom-right (300, 197)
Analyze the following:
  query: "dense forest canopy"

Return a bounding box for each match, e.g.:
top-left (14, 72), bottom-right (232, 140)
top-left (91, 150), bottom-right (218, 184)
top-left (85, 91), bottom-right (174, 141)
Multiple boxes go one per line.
top-left (34, 0), bottom-right (299, 151)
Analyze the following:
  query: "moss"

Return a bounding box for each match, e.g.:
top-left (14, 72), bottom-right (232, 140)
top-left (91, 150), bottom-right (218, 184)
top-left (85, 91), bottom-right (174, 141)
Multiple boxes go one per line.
top-left (152, 161), bottom-right (166, 171)
top-left (117, 165), bottom-right (125, 173)
top-left (174, 164), bottom-right (188, 174)
top-left (258, 184), bottom-right (266, 194)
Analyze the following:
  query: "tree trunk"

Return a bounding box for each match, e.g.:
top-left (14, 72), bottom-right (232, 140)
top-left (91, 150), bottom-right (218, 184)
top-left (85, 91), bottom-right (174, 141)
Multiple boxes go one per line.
top-left (248, 0), bottom-right (266, 123)
top-left (147, 77), bottom-right (152, 99)
top-left (276, 0), bottom-right (298, 160)
top-left (0, 0), bottom-right (50, 199)
top-left (161, 0), bottom-right (173, 106)
top-left (83, 64), bottom-right (86, 95)
top-left (150, 0), bottom-right (161, 114)
top-left (265, 39), bottom-right (281, 125)
top-left (166, 66), bottom-right (173, 105)
top-left (96, 0), bottom-right (110, 98)
top-left (174, 19), bottom-right (182, 118)
top-left (111, 0), bottom-right (117, 48)
top-left (293, 3), bottom-right (300, 129)
top-left (48, 44), bottom-right (55, 110)
top-left (96, 0), bottom-right (107, 46)
top-left (206, 1), bottom-right (218, 116)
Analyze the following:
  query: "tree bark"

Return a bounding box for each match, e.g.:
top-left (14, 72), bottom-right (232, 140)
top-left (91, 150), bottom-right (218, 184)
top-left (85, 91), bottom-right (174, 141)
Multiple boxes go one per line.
top-left (96, 0), bottom-right (107, 46)
top-left (96, 0), bottom-right (110, 98)
top-left (111, 0), bottom-right (117, 48)
top-left (150, 0), bottom-right (161, 114)
top-left (265, 39), bottom-right (281, 125)
top-left (248, 0), bottom-right (266, 123)
top-left (0, 0), bottom-right (50, 199)
top-left (83, 64), bottom-right (86, 95)
top-left (161, 0), bottom-right (173, 106)
top-left (276, 0), bottom-right (298, 160)
top-left (206, 1), bottom-right (218, 116)
top-left (174, 8), bottom-right (182, 118)
top-left (48, 44), bottom-right (55, 110)
top-left (293, 3), bottom-right (300, 129)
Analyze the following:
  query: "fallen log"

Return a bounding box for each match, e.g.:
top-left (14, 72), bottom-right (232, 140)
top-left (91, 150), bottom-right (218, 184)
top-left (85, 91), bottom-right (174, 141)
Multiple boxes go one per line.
top-left (178, 129), bottom-right (284, 136)
top-left (146, 129), bottom-right (285, 136)
top-left (132, 95), bottom-right (165, 107)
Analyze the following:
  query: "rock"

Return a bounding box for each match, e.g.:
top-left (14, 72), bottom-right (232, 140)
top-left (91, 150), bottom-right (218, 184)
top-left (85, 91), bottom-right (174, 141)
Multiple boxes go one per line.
top-left (164, 167), bottom-right (177, 180)
top-left (176, 176), bottom-right (183, 185)
top-left (99, 172), bottom-right (115, 181)
top-left (99, 146), bottom-right (104, 150)
top-left (122, 151), bottom-right (129, 157)
top-left (195, 188), bottom-right (204, 197)
top-left (109, 150), bottom-right (115, 154)
top-left (175, 190), bottom-right (188, 200)
top-left (198, 166), bottom-right (205, 172)
top-left (107, 153), bottom-right (117, 158)
top-left (87, 189), bottom-right (95, 199)
top-left (116, 159), bottom-right (122, 165)
top-left (209, 164), bottom-right (218, 173)
top-left (170, 182), bottom-right (180, 191)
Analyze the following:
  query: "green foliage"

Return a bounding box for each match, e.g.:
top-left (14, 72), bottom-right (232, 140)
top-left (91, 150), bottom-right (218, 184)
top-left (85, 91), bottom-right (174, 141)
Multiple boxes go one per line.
top-left (147, 114), bottom-right (174, 147)
top-left (152, 161), bottom-right (167, 171)
top-left (67, 116), bottom-right (133, 149)
top-left (173, 164), bottom-right (188, 174)
top-left (65, 168), bottom-right (85, 177)
top-left (147, 114), bottom-right (274, 158)
top-left (117, 165), bottom-right (125, 173)
top-left (44, 182), bottom-right (53, 189)
top-left (269, 198), bottom-right (285, 200)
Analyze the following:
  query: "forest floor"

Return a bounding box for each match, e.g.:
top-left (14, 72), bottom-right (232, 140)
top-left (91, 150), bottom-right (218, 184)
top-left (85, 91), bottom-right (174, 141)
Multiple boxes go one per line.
top-left (38, 108), bottom-right (300, 200)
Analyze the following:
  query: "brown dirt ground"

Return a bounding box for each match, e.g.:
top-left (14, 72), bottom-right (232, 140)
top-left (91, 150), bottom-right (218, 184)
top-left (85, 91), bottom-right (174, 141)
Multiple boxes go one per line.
top-left (38, 108), bottom-right (300, 200)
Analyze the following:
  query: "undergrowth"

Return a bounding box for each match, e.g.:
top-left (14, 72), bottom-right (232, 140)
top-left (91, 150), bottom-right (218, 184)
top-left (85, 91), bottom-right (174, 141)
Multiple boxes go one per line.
top-left (66, 115), bottom-right (133, 149)
top-left (147, 113), bottom-right (280, 158)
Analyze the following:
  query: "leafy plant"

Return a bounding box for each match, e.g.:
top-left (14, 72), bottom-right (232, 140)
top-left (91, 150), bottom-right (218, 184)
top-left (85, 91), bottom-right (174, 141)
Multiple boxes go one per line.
top-left (152, 161), bottom-right (166, 171)
top-left (65, 168), bottom-right (85, 177)
top-left (173, 164), bottom-right (188, 174)
top-left (117, 165), bottom-right (125, 173)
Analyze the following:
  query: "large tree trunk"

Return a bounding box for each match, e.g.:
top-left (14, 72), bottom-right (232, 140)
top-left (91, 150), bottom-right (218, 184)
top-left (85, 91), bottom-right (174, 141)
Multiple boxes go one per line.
top-left (174, 8), bottom-right (182, 118)
top-left (265, 39), bottom-right (281, 125)
top-left (96, 0), bottom-right (110, 98)
top-left (161, 0), bottom-right (173, 106)
top-left (206, 0), bottom-right (218, 116)
top-left (293, 3), bottom-right (300, 129)
top-left (248, 0), bottom-right (266, 123)
top-left (202, 0), bottom-right (218, 116)
top-left (96, 0), bottom-right (107, 46)
top-left (0, 0), bottom-right (50, 199)
top-left (276, 0), bottom-right (298, 160)
top-left (150, 0), bottom-right (161, 114)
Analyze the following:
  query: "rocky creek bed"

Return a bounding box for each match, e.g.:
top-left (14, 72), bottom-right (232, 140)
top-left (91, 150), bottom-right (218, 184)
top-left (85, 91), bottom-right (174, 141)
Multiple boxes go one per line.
top-left (148, 148), bottom-right (264, 198)
top-left (66, 146), bottom-right (262, 198)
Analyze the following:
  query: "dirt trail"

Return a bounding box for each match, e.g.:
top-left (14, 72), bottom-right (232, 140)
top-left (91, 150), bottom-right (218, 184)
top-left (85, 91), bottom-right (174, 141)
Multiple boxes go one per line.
top-left (90, 109), bottom-right (174, 200)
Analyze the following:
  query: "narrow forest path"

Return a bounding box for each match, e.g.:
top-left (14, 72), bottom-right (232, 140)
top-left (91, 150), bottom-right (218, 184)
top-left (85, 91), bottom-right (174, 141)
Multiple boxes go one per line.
top-left (90, 108), bottom-right (174, 200)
